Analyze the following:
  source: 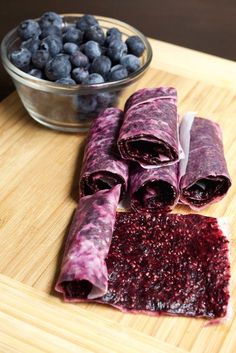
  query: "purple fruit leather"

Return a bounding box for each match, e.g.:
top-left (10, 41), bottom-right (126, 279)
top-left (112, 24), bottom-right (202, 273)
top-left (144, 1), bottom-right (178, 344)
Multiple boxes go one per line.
top-left (58, 211), bottom-right (231, 321)
top-left (179, 115), bottom-right (231, 210)
top-left (129, 162), bottom-right (179, 212)
top-left (117, 87), bottom-right (180, 167)
top-left (55, 185), bottom-right (121, 300)
top-left (80, 108), bottom-right (129, 199)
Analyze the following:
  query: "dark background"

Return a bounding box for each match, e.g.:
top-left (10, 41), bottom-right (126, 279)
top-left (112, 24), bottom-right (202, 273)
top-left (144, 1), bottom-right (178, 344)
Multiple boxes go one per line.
top-left (1, 0), bottom-right (236, 100)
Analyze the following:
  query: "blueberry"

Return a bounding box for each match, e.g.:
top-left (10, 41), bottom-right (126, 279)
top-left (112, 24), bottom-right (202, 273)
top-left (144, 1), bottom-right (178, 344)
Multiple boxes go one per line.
top-left (40, 25), bottom-right (61, 39)
top-left (106, 39), bottom-right (127, 62)
top-left (76, 94), bottom-right (98, 113)
top-left (108, 64), bottom-right (128, 81)
top-left (96, 92), bottom-right (117, 109)
top-left (120, 54), bottom-right (140, 73)
top-left (39, 12), bottom-right (63, 29)
top-left (40, 35), bottom-right (63, 57)
top-left (20, 38), bottom-right (40, 54)
top-left (83, 73), bottom-right (104, 84)
top-left (62, 26), bottom-right (83, 44)
top-left (105, 27), bottom-right (122, 45)
top-left (72, 67), bottom-right (89, 83)
top-left (70, 51), bottom-right (89, 68)
top-left (76, 14), bottom-right (98, 31)
top-left (83, 41), bottom-right (101, 61)
top-left (63, 42), bottom-right (79, 55)
top-left (18, 20), bottom-right (41, 40)
top-left (91, 55), bottom-right (111, 78)
top-left (45, 54), bottom-right (72, 81)
top-left (125, 36), bottom-right (145, 57)
top-left (32, 49), bottom-right (50, 69)
top-left (84, 25), bottom-right (105, 45)
top-left (10, 48), bottom-right (31, 69)
top-left (28, 68), bottom-right (43, 79)
top-left (56, 77), bottom-right (76, 85)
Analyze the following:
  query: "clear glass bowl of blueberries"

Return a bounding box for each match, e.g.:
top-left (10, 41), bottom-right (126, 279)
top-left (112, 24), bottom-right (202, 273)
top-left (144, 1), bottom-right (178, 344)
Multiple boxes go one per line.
top-left (1, 12), bottom-right (152, 132)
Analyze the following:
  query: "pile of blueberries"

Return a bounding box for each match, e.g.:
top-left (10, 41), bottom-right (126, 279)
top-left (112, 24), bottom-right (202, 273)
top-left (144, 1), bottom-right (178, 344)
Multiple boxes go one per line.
top-left (10, 12), bottom-right (145, 85)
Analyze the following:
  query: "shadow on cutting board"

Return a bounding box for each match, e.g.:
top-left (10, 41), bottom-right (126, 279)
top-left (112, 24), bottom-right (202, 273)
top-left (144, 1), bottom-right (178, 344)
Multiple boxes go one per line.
top-left (50, 137), bottom-right (87, 297)
top-left (69, 137), bottom-right (87, 203)
top-left (50, 210), bottom-right (76, 297)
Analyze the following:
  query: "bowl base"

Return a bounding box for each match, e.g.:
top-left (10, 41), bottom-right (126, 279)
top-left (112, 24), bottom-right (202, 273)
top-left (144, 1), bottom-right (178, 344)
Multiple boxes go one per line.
top-left (28, 109), bottom-right (90, 133)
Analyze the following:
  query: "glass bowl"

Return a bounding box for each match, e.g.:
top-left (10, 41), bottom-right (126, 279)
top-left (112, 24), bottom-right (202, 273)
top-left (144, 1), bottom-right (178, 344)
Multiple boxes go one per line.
top-left (1, 14), bottom-right (152, 132)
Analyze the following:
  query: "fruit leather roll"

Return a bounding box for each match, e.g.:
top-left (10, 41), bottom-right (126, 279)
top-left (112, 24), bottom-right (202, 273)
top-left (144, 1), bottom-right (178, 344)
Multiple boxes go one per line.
top-left (117, 87), bottom-right (180, 167)
top-left (179, 112), bottom-right (231, 210)
top-left (55, 185), bottom-right (121, 301)
top-left (129, 162), bottom-right (179, 212)
top-left (80, 108), bottom-right (129, 199)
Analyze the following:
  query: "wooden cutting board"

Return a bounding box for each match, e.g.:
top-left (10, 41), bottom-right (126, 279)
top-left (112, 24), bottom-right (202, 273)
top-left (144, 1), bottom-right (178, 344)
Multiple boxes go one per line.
top-left (0, 39), bottom-right (236, 353)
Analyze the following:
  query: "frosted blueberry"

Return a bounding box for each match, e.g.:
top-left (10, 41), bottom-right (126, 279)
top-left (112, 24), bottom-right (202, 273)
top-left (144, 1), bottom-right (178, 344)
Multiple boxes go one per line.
top-left (56, 77), bottom-right (76, 85)
top-left (32, 49), bottom-right (50, 69)
top-left (120, 54), bottom-right (140, 73)
top-left (40, 35), bottom-right (63, 57)
top-left (10, 48), bottom-right (31, 69)
top-left (62, 26), bottom-right (83, 44)
top-left (76, 94), bottom-right (98, 113)
top-left (125, 36), bottom-right (145, 57)
top-left (18, 19), bottom-right (41, 40)
top-left (28, 68), bottom-right (43, 79)
top-left (45, 54), bottom-right (72, 81)
top-left (40, 25), bottom-right (61, 39)
top-left (108, 64), bottom-right (128, 81)
top-left (105, 27), bottom-right (122, 45)
top-left (76, 14), bottom-right (98, 31)
top-left (91, 56), bottom-right (111, 78)
top-left (107, 39), bottom-right (127, 62)
top-left (70, 51), bottom-right (89, 68)
top-left (20, 38), bottom-right (40, 54)
top-left (63, 42), bottom-right (79, 55)
top-left (39, 12), bottom-right (63, 29)
top-left (83, 41), bottom-right (102, 61)
top-left (72, 67), bottom-right (89, 83)
top-left (84, 25), bottom-right (105, 45)
top-left (83, 73), bottom-right (104, 84)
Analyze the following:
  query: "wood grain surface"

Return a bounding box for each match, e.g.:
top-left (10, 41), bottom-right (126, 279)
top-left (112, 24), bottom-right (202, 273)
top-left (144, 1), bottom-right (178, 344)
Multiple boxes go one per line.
top-left (0, 39), bottom-right (236, 353)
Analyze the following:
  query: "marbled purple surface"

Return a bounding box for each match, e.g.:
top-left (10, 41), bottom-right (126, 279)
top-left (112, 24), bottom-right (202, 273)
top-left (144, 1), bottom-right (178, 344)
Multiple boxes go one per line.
top-left (129, 162), bottom-right (179, 212)
top-left (55, 185), bottom-right (121, 300)
top-left (180, 117), bottom-right (231, 210)
top-left (117, 87), bottom-right (179, 166)
top-left (80, 108), bottom-right (129, 199)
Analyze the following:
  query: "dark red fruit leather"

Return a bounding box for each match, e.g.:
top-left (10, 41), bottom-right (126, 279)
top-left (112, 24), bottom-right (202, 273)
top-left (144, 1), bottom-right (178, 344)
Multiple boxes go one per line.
top-left (55, 185), bottom-right (121, 300)
top-left (129, 162), bottom-right (179, 212)
top-left (59, 210), bottom-right (230, 320)
top-left (117, 87), bottom-right (179, 167)
top-left (179, 116), bottom-right (231, 210)
top-left (80, 108), bottom-right (129, 199)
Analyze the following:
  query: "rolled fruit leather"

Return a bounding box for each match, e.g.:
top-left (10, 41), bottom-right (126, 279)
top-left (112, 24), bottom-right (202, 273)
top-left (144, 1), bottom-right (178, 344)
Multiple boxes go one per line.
top-left (179, 112), bottom-right (231, 210)
top-left (55, 185), bottom-right (121, 301)
top-left (117, 87), bottom-right (182, 168)
top-left (79, 108), bottom-right (129, 200)
top-left (129, 162), bottom-right (179, 212)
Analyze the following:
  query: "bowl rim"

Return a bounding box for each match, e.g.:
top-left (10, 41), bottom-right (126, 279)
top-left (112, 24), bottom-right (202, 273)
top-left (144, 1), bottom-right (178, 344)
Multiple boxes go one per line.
top-left (1, 13), bottom-right (153, 94)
